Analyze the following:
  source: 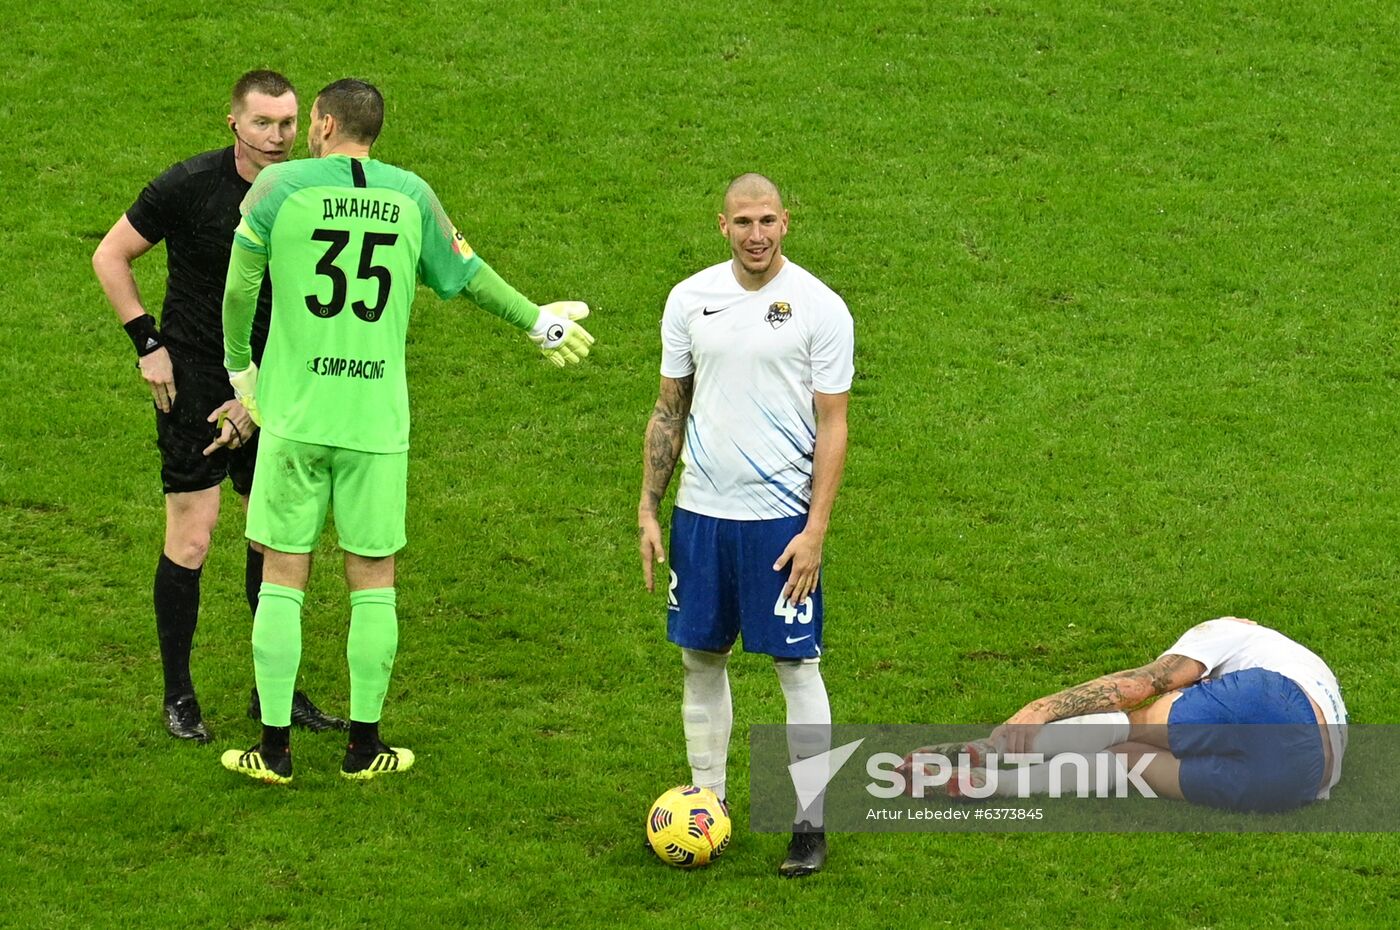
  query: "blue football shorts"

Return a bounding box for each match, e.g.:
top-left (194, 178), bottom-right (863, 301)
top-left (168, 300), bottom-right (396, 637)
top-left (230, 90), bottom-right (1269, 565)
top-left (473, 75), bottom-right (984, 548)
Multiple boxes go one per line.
top-left (666, 508), bottom-right (823, 660)
top-left (1168, 667), bottom-right (1325, 812)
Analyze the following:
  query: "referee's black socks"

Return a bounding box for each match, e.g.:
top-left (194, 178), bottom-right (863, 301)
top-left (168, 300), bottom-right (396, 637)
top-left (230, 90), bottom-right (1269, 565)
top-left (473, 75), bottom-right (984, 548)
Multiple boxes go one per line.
top-left (154, 554), bottom-right (201, 701)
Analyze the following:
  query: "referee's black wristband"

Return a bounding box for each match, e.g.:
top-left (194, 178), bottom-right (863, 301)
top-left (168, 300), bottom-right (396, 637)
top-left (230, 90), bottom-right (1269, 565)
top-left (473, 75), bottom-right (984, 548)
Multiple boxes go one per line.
top-left (124, 314), bottom-right (163, 357)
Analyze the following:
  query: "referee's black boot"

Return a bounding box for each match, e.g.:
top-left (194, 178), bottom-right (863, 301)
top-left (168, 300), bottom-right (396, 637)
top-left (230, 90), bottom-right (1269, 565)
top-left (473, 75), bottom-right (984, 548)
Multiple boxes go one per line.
top-left (248, 688), bottom-right (349, 732)
top-left (778, 824), bottom-right (826, 878)
top-left (164, 693), bottom-right (211, 743)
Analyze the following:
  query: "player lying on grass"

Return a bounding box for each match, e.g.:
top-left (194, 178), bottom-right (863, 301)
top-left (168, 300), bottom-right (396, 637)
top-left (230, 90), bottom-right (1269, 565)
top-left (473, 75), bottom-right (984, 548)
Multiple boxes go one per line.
top-left (903, 617), bottom-right (1346, 812)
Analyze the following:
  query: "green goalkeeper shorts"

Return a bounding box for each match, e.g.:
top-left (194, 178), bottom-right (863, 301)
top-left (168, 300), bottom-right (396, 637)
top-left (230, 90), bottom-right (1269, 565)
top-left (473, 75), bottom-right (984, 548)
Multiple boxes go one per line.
top-left (247, 431), bottom-right (408, 557)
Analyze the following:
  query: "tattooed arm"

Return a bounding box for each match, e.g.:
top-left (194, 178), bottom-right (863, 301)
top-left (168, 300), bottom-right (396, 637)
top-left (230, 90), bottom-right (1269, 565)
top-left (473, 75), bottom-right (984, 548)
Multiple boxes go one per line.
top-left (987, 654), bottom-right (1207, 754)
top-left (1004, 654), bottom-right (1207, 727)
top-left (638, 375), bottom-right (694, 592)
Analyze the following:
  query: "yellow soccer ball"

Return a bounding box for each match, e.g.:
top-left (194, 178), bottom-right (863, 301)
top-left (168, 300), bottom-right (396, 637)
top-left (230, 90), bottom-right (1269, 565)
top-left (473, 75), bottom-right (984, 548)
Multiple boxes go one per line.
top-left (645, 785), bottom-right (732, 868)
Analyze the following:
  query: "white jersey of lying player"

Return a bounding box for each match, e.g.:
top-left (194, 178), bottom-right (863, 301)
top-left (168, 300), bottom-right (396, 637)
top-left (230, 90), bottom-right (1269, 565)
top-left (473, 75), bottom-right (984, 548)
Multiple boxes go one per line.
top-left (1161, 616), bottom-right (1347, 798)
top-left (660, 259), bottom-right (854, 521)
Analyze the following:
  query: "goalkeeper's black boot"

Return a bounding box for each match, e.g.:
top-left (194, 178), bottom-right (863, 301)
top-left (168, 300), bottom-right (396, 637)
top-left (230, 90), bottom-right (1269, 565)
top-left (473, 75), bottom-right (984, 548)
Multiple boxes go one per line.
top-left (778, 825), bottom-right (826, 878)
top-left (341, 739), bottom-right (415, 781)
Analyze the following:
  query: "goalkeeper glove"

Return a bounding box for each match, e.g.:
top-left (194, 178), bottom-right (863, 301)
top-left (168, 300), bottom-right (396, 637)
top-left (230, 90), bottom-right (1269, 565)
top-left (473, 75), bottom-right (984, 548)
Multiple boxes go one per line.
top-left (227, 362), bottom-right (263, 427)
top-left (528, 301), bottom-right (595, 367)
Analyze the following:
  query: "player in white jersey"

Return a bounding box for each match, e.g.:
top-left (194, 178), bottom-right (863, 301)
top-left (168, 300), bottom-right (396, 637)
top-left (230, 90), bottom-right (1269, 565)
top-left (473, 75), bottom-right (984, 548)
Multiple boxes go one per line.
top-left (639, 174), bottom-right (853, 877)
top-left (904, 617), bottom-right (1346, 812)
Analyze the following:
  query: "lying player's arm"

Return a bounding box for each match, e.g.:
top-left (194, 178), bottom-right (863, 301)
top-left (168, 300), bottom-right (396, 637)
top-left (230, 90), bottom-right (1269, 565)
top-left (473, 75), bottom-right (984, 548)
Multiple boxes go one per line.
top-left (1005, 653), bottom-right (1207, 726)
top-left (638, 375), bottom-right (694, 591)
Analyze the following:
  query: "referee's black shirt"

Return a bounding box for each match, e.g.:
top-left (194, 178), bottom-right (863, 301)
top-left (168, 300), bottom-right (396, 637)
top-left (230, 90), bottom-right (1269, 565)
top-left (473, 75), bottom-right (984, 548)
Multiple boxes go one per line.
top-left (125, 146), bottom-right (271, 370)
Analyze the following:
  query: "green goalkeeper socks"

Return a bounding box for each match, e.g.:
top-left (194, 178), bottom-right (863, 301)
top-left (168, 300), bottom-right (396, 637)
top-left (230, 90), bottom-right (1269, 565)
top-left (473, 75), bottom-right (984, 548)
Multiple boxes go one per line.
top-left (253, 585), bottom-right (397, 727)
top-left (252, 583), bottom-right (305, 728)
top-left (347, 588), bottom-right (398, 723)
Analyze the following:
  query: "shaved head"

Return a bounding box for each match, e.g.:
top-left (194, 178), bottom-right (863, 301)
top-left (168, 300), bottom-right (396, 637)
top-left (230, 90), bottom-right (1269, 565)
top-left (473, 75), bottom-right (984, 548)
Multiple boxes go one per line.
top-left (723, 173), bottom-right (783, 214)
top-left (718, 172), bottom-right (789, 289)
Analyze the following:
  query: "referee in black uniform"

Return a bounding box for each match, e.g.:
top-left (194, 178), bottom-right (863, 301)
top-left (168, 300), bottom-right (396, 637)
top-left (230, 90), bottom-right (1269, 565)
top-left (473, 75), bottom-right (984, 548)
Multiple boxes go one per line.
top-left (93, 70), bottom-right (343, 741)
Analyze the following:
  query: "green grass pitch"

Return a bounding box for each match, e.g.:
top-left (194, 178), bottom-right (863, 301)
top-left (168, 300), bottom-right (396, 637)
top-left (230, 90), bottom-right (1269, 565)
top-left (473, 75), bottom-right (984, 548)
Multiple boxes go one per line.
top-left (4, 1), bottom-right (1399, 926)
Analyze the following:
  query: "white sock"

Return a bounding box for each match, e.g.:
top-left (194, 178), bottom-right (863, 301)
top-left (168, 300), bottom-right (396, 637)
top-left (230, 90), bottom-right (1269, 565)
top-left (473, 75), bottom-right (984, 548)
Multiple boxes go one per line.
top-left (681, 648), bottom-right (732, 800)
top-left (776, 658), bottom-right (831, 827)
top-left (1030, 712), bottom-right (1130, 756)
top-left (988, 751), bottom-right (1135, 798)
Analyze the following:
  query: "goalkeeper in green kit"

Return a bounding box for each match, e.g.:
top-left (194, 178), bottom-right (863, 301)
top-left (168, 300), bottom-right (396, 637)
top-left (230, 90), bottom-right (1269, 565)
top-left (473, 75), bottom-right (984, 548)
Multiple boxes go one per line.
top-left (215, 78), bottom-right (594, 784)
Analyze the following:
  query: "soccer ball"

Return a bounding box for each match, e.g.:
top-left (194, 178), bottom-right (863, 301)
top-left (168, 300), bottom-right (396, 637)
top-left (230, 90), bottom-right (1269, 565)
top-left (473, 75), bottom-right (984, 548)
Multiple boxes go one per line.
top-left (645, 785), bottom-right (732, 868)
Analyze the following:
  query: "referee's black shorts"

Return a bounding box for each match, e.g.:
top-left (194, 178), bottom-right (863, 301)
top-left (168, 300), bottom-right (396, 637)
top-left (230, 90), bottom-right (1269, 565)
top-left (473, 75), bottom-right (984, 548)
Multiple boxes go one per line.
top-left (154, 354), bottom-right (258, 496)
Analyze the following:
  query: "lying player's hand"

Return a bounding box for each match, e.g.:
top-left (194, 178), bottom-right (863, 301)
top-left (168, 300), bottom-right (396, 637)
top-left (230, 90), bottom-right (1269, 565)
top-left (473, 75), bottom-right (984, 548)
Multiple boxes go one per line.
top-left (530, 301), bottom-right (595, 367)
top-left (203, 399), bottom-right (256, 456)
top-left (896, 746), bottom-right (942, 797)
top-left (638, 511), bottom-right (667, 592)
top-left (897, 742), bottom-right (988, 797)
top-left (774, 528), bottom-right (823, 607)
top-left (227, 362), bottom-right (262, 427)
top-left (140, 346), bottom-right (177, 413)
top-left (991, 706), bottom-right (1052, 754)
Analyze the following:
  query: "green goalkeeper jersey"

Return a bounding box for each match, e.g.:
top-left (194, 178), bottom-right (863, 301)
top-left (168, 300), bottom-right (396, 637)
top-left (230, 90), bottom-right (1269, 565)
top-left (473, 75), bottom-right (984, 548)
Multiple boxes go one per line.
top-left (223, 154), bottom-right (538, 453)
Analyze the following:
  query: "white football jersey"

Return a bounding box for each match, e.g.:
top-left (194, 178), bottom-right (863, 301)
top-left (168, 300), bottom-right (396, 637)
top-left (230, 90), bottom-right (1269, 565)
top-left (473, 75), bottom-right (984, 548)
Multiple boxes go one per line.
top-left (1162, 617), bottom-right (1347, 798)
top-left (660, 259), bottom-right (854, 520)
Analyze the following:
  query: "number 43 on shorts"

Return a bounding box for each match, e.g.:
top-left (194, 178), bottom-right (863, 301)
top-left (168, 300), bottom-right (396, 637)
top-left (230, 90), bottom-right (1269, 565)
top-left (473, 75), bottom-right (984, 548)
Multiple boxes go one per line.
top-left (774, 592), bottom-right (813, 625)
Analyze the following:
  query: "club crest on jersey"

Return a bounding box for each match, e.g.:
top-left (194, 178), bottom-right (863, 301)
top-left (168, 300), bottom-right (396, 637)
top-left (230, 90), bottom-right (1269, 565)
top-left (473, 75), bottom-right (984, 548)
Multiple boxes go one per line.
top-left (765, 301), bottom-right (793, 329)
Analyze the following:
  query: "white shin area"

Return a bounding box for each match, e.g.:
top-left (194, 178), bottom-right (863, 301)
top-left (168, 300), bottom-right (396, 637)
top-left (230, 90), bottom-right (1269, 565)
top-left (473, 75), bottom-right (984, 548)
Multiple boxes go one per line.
top-left (681, 648), bottom-right (732, 801)
top-left (776, 657), bottom-right (831, 827)
top-left (1030, 711), bottom-right (1131, 756)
